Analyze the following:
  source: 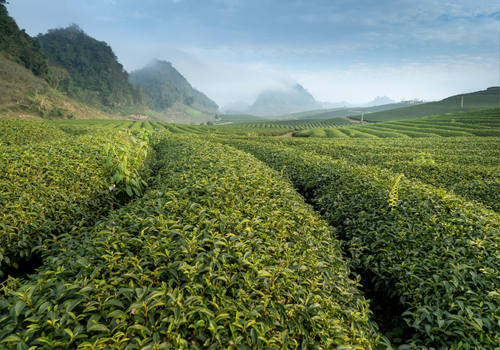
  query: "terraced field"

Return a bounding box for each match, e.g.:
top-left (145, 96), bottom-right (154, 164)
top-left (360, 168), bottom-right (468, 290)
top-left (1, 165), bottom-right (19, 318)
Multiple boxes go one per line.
top-left (228, 117), bottom-right (352, 130)
top-left (293, 108), bottom-right (499, 138)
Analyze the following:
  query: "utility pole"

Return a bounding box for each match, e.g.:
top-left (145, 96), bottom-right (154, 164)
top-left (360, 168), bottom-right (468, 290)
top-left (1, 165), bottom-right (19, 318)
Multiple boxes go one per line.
top-left (361, 112), bottom-right (364, 124)
top-left (461, 96), bottom-right (463, 108)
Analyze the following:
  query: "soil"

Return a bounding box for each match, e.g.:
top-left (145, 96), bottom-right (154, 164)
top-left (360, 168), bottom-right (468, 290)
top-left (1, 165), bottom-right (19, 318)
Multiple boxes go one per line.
top-left (0, 253), bottom-right (43, 282)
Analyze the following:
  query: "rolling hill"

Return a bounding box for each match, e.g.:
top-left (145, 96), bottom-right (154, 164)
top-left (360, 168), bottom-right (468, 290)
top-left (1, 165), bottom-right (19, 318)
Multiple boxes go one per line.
top-left (291, 108), bottom-right (499, 138)
top-left (349, 87), bottom-right (499, 122)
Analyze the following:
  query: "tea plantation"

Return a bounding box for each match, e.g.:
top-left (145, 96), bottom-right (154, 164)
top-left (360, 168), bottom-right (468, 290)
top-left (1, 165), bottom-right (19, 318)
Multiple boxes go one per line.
top-left (48, 119), bottom-right (293, 136)
top-left (291, 108), bottom-right (499, 139)
top-left (1, 117), bottom-right (499, 349)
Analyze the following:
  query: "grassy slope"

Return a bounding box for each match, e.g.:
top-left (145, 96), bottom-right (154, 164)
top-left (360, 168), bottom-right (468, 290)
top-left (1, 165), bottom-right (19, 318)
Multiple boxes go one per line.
top-left (0, 55), bottom-right (116, 119)
top-left (297, 103), bottom-right (410, 120)
top-left (350, 87), bottom-right (499, 122)
top-left (292, 108), bottom-right (499, 139)
top-left (271, 103), bottom-right (410, 120)
top-left (0, 55), bottom-right (163, 121)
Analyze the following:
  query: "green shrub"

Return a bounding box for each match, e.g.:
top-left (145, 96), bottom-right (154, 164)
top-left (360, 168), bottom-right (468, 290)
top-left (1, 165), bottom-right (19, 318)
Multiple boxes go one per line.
top-left (0, 135), bottom-right (379, 349)
top-left (218, 137), bottom-right (500, 349)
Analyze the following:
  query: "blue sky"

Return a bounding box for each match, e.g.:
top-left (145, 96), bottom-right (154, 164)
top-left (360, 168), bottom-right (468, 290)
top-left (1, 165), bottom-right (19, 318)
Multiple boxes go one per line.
top-left (8, 0), bottom-right (499, 106)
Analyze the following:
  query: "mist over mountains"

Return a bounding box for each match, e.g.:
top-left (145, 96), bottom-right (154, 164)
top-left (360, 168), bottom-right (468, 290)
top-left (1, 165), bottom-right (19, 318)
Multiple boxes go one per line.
top-left (130, 60), bottom-right (218, 111)
top-left (221, 89), bottom-right (399, 116)
top-left (220, 84), bottom-right (323, 117)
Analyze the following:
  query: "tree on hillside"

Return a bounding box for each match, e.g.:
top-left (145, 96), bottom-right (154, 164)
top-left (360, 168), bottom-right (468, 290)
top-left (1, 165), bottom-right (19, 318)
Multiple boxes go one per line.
top-left (50, 66), bottom-right (71, 90)
top-left (0, 0), bottom-right (7, 14)
top-left (130, 60), bottom-right (218, 111)
top-left (0, 1), bottom-right (52, 80)
top-left (36, 24), bottom-right (148, 109)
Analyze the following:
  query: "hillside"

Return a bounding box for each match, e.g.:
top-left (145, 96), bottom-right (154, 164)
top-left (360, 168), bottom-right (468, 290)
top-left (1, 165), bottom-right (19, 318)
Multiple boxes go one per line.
top-left (298, 103), bottom-right (410, 120)
top-left (246, 84), bottom-right (323, 116)
top-left (0, 8), bottom-right (124, 120)
top-left (292, 108), bottom-right (499, 139)
top-left (0, 55), bottom-right (119, 119)
top-left (350, 87), bottom-right (499, 122)
top-left (36, 24), bottom-right (148, 112)
top-left (0, 2), bottom-right (51, 80)
top-left (130, 60), bottom-right (218, 111)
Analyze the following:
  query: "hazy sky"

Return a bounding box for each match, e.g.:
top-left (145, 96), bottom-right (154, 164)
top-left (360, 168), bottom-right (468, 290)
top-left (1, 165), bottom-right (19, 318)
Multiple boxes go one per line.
top-left (8, 0), bottom-right (499, 106)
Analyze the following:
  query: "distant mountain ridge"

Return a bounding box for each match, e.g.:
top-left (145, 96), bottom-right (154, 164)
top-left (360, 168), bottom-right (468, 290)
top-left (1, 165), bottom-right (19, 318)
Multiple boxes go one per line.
top-left (364, 95), bottom-right (396, 107)
top-left (130, 60), bottom-right (218, 111)
top-left (246, 84), bottom-right (323, 117)
top-left (220, 101), bottom-right (250, 114)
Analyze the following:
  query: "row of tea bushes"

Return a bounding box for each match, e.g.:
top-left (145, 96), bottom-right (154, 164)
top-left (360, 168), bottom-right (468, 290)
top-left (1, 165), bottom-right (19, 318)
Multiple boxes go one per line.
top-left (241, 137), bottom-right (500, 213)
top-left (217, 137), bottom-right (500, 349)
top-left (0, 119), bottom-right (68, 146)
top-left (0, 135), bottom-right (380, 349)
top-left (0, 122), bottom-right (135, 276)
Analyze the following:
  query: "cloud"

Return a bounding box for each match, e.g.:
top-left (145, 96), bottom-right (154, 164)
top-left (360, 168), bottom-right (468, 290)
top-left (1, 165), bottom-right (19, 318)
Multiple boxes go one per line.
top-left (290, 54), bottom-right (499, 104)
top-left (114, 45), bottom-right (297, 106)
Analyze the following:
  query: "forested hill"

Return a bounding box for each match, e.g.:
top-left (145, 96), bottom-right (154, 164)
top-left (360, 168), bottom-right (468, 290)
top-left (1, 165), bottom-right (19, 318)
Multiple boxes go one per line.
top-left (130, 60), bottom-right (218, 111)
top-left (0, 0), bottom-right (51, 80)
top-left (36, 24), bottom-right (148, 110)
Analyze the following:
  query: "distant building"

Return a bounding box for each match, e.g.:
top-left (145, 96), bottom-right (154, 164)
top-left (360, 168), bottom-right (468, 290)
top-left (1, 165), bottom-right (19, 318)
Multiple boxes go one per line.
top-left (401, 99), bottom-right (423, 104)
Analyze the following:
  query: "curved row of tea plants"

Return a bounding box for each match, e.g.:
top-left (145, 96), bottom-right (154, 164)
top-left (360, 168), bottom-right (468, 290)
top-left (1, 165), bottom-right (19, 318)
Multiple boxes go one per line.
top-left (292, 108), bottom-right (499, 139)
top-left (233, 118), bottom-right (352, 130)
top-left (238, 136), bottom-right (500, 213)
top-left (49, 119), bottom-right (293, 136)
top-left (216, 136), bottom-right (500, 349)
top-left (0, 120), bottom-right (144, 277)
top-left (0, 134), bottom-right (381, 349)
top-left (0, 119), bottom-right (68, 146)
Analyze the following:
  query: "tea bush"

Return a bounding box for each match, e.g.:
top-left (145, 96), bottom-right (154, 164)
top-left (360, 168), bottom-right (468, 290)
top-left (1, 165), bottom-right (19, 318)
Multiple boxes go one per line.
top-left (0, 122), bottom-right (144, 276)
top-left (0, 135), bottom-right (380, 349)
top-left (217, 137), bottom-right (500, 349)
top-left (240, 137), bottom-right (500, 213)
top-left (0, 119), bottom-right (68, 146)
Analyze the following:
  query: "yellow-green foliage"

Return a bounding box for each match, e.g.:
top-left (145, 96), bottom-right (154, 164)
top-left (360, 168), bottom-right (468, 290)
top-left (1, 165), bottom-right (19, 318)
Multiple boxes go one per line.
top-left (388, 174), bottom-right (404, 209)
top-left (216, 136), bottom-right (500, 349)
top-left (0, 134), bottom-right (379, 349)
top-left (0, 119), bottom-right (67, 145)
top-left (0, 121), bottom-right (139, 275)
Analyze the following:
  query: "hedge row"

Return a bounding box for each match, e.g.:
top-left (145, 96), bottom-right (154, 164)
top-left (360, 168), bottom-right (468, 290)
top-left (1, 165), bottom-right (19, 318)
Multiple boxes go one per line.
top-left (0, 119), bottom-right (68, 146)
top-left (243, 137), bottom-right (500, 213)
top-left (0, 123), bottom-right (135, 276)
top-left (217, 136), bottom-right (500, 349)
top-left (0, 134), bottom-right (379, 349)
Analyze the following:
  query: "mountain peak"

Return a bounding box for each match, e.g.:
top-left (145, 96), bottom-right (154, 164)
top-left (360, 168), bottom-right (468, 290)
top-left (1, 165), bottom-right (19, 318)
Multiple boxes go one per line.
top-left (130, 59), bottom-right (218, 111)
top-left (246, 83), bottom-right (322, 117)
